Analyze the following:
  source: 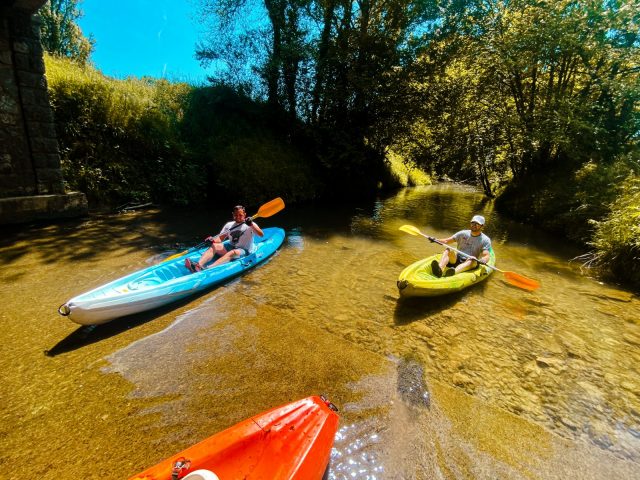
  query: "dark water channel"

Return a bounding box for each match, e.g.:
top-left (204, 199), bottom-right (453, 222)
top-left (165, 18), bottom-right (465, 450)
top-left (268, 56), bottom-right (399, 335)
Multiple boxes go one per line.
top-left (1, 185), bottom-right (639, 479)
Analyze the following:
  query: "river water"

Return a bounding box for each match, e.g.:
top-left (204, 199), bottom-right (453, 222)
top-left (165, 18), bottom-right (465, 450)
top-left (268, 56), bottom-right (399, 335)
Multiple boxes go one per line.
top-left (1, 185), bottom-right (639, 479)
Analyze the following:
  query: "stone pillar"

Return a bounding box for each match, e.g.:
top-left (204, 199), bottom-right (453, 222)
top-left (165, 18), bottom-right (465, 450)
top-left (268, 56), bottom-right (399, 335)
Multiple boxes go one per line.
top-left (0, 1), bottom-right (87, 224)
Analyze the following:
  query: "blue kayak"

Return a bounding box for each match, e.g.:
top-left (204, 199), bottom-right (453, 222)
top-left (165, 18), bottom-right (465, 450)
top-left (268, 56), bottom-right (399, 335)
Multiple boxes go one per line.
top-left (59, 227), bottom-right (285, 325)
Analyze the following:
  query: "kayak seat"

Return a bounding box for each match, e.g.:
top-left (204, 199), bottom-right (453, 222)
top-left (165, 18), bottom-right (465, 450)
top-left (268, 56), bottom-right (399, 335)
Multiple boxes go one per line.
top-left (183, 470), bottom-right (219, 480)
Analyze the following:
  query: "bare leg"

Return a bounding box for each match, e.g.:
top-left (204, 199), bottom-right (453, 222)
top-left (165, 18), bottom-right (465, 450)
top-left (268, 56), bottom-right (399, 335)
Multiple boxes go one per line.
top-left (454, 259), bottom-right (478, 274)
top-left (197, 243), bottom-right (226, 268)
top-left (210, 248), bottom-right (243, 267)
top-left (439, 248), bottom-right (456, 270)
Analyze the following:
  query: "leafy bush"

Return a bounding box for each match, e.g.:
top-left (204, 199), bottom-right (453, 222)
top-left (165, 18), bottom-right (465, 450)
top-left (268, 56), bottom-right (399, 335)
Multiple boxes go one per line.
top-left (386, 150), bottom-right (431, 188)
top-left (210, 137), bottom-right (320, 205)
top-left (180, 85), bottom-right (320, 204)
top-left (496, 160), bottom-right (632, 244)
top-left (590, 176), bottom-right (640, 286)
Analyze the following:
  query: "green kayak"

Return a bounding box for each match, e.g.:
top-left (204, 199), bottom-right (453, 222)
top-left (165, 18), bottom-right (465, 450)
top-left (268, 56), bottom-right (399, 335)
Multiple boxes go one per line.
top-left (397, 248), bottom-right (496, 298)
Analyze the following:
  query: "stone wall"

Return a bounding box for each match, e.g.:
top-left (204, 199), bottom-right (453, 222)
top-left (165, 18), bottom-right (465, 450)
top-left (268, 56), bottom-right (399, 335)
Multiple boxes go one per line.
top-left (0, 1), bottom-right (87, 224)
top-left (0, 6), bottom-right (64, 197)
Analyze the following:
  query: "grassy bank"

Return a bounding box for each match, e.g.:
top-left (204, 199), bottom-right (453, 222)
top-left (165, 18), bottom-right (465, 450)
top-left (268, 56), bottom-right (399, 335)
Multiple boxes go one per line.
top-left (590, 176), bottom-right (640, 287)
top-left (44, 55), bottom-right (321, 208)
top-left (45, 55), bottom-right (195, 206)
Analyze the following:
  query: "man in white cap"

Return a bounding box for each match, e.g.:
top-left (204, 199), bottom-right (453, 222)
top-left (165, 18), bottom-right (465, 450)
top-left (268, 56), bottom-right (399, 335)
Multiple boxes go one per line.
top-left (429, 214), bottom-right (492, 277)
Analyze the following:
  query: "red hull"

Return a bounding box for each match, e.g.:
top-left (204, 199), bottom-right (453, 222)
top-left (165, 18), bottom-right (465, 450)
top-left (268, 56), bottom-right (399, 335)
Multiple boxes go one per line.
top-left (130, 396), bottom-right (339, 480)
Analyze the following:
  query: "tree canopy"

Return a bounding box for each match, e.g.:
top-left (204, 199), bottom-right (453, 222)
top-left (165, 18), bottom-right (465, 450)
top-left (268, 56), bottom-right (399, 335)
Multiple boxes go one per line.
top-left (196, 0), bottom-right (638, 195)
top-left (39, 0), bottom-right (94, 64)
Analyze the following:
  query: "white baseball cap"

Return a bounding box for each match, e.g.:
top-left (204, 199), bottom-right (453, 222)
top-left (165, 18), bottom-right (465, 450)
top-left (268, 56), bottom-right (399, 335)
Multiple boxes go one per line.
top-left (471, 215), bottom-right (485, 225)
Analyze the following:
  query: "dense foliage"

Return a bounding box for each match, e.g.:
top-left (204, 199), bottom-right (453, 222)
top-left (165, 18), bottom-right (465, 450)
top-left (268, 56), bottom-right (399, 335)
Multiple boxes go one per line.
top-left (195, 0), bottom-right (639, 286)
top-left (44, 56), bottom-right (322, 207)
top-left (197, 0), bottom-right (439, 193)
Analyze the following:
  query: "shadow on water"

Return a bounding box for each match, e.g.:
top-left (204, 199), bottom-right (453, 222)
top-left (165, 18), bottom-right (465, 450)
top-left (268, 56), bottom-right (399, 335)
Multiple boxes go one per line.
top-left (0, 206), bottom-right (247, 269)
top-left (393, 291), bottom-right (467, 325)
top-left (44, 299), bottom-right (192, 357)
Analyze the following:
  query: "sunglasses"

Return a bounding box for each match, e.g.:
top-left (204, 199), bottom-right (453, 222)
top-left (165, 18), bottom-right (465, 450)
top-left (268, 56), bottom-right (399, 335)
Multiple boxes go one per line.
top-left (470, 222), bottom-right (482, 226)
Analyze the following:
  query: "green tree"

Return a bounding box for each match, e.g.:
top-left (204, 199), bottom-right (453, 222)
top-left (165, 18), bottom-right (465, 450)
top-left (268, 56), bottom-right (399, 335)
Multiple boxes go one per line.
top-left (404, 0), bottom-right (639, 195)
top-left (197, 0), bottom-right (439, 192)
top-left (39, 0), bottom-right (94, 64)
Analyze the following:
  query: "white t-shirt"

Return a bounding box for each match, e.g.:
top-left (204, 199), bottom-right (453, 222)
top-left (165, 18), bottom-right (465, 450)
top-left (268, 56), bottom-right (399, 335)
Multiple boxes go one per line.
top-left (453, 230), bottom-right (491, 258)
top-left (220, 221), bottom-right (257, 253)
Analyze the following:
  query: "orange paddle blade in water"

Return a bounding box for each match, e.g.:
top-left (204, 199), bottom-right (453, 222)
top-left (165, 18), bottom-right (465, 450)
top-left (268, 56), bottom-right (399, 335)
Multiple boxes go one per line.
top-left (503, 271), bottom-right (540, 291)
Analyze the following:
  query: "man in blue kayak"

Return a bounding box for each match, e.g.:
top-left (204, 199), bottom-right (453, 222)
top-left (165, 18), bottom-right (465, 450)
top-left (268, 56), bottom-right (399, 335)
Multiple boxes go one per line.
top-left (185, 205), bottom-right (264, 273)
top-left (429, 215), bottom-right (492, 278)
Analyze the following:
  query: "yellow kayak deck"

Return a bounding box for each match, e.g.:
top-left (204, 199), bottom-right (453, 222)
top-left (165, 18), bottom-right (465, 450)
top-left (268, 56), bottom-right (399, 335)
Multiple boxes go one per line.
top-left (397, 248), bottom-right (496, 298)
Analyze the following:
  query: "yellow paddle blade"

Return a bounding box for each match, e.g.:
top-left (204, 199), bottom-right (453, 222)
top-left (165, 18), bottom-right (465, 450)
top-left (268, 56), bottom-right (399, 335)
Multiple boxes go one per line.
top-left (253, 197), bottom-right (285, 219)
top-left (164, 251), bottom-right (184, 262)
top-left (163, 249), bottom-right (189, 263)
top-left (503, 271), bottom-right (540, 291)
top-left (399, 224), bottom-right (421, 236)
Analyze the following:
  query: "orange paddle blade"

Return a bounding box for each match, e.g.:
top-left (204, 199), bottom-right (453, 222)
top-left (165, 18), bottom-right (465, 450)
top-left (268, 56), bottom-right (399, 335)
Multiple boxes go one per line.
top-left (253, 197), bottom-right (285, 219)
top-left (503, 271), bottom-right (540, 291)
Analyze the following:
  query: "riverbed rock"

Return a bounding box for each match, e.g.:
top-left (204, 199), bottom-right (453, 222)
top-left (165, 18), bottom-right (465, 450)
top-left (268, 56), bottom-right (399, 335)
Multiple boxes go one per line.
top-left (524, 298), bottom-right (553, 308)
top-left (588, 420), bottom-right (615, 449)
top-left (396, 359), bottom-right (430, 408)
top-left (412, 323), bottom-right (435, 338)
top-left (442, 324), bottom-right (462, 338)
top-left (542, 339), bottom-right (565, 356)
top-left (523, 360), bottom-right (542, 379)
top-left (622, 333), bottom-right (640, 346)
top-left (559, 416), bottom-right (580, 431)
top-left (557, 331), bottom-right (589, 359)
top-left (579, 287), bottom-right (635, 303)
top-left (577, 380), bottom-right (601, 396)
top-left (620, 380), bottom-right (640, 396)
top-left (536, 356), bottom-right (564, 369)
top-left (452, 372), bottom-right (474, 389)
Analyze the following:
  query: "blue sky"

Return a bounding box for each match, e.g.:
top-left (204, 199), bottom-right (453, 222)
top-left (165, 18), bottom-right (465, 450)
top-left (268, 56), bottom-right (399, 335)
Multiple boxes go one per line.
top-left (77, 0), bottom-right (211, 84)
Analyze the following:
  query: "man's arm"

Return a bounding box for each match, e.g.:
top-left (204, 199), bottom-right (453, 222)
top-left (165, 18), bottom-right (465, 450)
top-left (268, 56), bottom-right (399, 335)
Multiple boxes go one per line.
top-left (207, 226), bottom-right (230, 243)
top-left (249, 223), bottom-right (264, 237)
top-left (245, 217), bottom-right (264, 237)
top-left (435, 235), bottom-right (455, 245)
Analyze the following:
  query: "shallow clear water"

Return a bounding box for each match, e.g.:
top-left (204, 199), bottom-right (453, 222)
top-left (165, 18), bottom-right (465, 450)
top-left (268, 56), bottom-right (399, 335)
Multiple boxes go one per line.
top-left (1, 185), bottom-right (639, 479)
